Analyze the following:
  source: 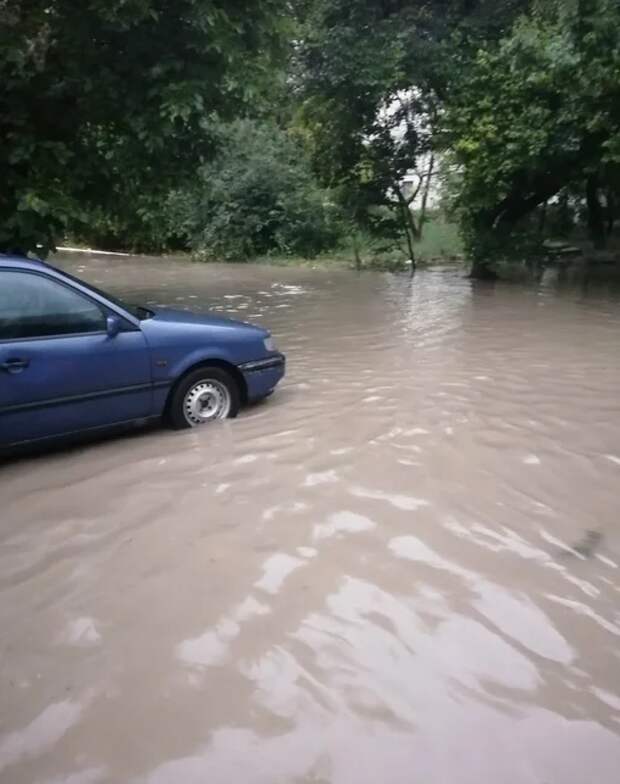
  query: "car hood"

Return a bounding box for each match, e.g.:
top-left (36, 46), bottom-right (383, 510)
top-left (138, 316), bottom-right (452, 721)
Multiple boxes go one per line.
top-left (146, 307), bottom-right (267, 335)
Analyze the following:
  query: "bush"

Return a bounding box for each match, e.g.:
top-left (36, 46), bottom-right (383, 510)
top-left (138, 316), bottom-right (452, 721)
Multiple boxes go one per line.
top-left (169, 120), bottom-right (341, 260)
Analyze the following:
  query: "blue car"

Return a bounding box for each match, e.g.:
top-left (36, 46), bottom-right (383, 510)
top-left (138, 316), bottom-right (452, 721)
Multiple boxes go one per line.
top-left (0, 255), bottom-right (285, 448)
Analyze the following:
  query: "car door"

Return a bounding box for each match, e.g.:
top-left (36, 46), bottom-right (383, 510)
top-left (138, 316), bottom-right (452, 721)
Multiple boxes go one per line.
top-left (0, 268), bottom-right (152, 446)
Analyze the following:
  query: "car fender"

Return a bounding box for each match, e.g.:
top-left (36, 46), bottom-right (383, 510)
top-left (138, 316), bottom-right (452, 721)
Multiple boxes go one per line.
top-left (165, 346), bottom-right (242, 382)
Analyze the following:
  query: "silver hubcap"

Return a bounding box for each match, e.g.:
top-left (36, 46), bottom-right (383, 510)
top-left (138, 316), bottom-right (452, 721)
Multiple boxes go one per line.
top-left (183, 380), bottom-right (231, 426)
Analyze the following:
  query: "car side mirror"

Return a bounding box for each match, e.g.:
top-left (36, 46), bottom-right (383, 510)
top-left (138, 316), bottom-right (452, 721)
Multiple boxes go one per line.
top-left (106, 315), bottom-right (122, 338)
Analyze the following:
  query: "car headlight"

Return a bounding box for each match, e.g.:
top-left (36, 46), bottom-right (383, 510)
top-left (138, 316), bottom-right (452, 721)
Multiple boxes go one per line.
top-left (263, 336), bottom-right (277, 353)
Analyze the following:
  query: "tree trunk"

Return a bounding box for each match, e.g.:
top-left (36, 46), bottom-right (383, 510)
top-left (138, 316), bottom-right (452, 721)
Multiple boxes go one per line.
top-left (469, 258), bottom-right (497, 280)
top-left (404, 222), bottom-right (416, 278)
top-left (538, 200), bottom-right (548, 235)
top-left (352, 232), bottom-right (362, 271)
top-left (395, 186), bottom-right (417, 276)
top-left (400, 205), bottom-right (416, 277)
top-left (586, 174), bottom-right (606, 250)
top-left (558, 190), bottom-right (571, 235)
top-left (419, 153), bottom-right (435, 230)
top-left (606, 189), bottom-right (615, 235)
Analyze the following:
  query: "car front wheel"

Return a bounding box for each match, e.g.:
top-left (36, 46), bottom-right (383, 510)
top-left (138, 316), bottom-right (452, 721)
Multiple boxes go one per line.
top-left (168, 366), bottom-right (240, 429)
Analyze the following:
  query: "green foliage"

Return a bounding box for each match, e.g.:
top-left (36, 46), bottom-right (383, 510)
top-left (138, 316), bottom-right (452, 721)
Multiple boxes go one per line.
top-left (293, 1), bottom-right (529, 268)
top-left (413, 214), bottom-right (463, 261)
top-left (6, 0), bottom-right (618, 271)
top-left (0, 0), bottom-right (288, 256)
top-left (295, 3), bottom-right (433, 216)
top-left (444, 0), bottom-right (620, 265)
top-left (168, 120), bottom-right (341, 260)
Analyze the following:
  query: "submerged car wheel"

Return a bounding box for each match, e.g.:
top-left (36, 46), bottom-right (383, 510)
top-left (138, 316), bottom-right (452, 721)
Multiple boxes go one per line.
top-left (168, 367), bottom-right (240, 429)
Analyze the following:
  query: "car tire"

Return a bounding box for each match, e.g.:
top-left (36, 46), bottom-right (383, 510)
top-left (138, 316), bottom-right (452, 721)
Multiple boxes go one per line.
top-left (168, 366), bottom-right (240, 429)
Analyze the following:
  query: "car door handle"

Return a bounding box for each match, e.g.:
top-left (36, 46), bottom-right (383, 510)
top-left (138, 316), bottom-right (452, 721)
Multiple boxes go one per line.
top-left (1, 359), bottom-right (30, 373)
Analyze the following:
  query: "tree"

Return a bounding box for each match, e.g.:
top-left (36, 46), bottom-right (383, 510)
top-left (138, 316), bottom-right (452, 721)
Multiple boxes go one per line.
top-left (294, 0), bottom-right (529, 272)
top-left (445, 0), bottom-right (620, 276)
top-left (0, 0), bottom-right (287, 256)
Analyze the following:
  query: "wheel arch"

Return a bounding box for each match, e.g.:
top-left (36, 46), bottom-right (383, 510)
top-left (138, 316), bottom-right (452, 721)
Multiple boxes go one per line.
top-left (165, 358), bottom-right (248, 416)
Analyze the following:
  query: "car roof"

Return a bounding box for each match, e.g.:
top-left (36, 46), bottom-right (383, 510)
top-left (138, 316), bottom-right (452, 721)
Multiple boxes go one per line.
top-left (0, 253), bottom-right (50, 272)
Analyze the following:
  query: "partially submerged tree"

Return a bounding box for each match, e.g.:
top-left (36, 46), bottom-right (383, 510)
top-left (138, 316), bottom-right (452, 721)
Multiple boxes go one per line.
top-left (355, 93), bottom-right (438, 273)
top-left (293, 2), bottom-right (439, 272)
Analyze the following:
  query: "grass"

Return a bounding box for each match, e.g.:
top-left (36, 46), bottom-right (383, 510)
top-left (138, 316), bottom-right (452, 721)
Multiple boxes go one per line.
top-left (415, 215), bottom-right (464, 262)
top-left (251, 216), bottom-right (464, 271)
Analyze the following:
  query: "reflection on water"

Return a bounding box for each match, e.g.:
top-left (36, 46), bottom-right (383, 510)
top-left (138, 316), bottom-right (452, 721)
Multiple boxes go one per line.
top-left (1, 254), bottom-right (620, 783)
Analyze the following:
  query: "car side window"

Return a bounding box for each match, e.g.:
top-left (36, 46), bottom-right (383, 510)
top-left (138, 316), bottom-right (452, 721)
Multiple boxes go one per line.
top-left (0, 271), bottom-right (106, 340)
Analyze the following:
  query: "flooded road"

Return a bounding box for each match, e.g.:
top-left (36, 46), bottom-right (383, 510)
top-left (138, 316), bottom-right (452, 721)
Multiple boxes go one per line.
top-left (1, 255), bottom-right (620, 783)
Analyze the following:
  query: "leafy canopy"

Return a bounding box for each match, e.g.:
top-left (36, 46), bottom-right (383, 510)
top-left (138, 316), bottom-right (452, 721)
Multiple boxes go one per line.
top-left (293, 0), bottom-right (529, 265)
top-left (445, 0), bottom-right (620, 260)
top-left (0, 0), bottom-right (287, 255)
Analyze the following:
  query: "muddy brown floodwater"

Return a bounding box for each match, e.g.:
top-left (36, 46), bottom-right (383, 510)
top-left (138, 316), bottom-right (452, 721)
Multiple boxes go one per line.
top-left (1, 255), bottom-right (620, 784)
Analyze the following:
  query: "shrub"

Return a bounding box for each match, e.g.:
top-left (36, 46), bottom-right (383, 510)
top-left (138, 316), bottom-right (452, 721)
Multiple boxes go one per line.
top-left (169, 119), bottom-right (341, 260)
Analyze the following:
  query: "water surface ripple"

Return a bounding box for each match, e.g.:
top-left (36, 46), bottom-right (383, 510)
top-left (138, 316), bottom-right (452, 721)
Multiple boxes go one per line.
top-left (1, 256), bottom-right (620, 783)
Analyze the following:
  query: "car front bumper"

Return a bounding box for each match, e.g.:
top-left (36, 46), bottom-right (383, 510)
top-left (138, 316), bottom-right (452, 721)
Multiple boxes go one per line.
top-left (239, 353), bottom-right (286, 402)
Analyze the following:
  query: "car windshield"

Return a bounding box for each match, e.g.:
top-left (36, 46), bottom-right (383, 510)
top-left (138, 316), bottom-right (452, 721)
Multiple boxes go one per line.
top-left (49, 264), bottom-right (154, 320)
